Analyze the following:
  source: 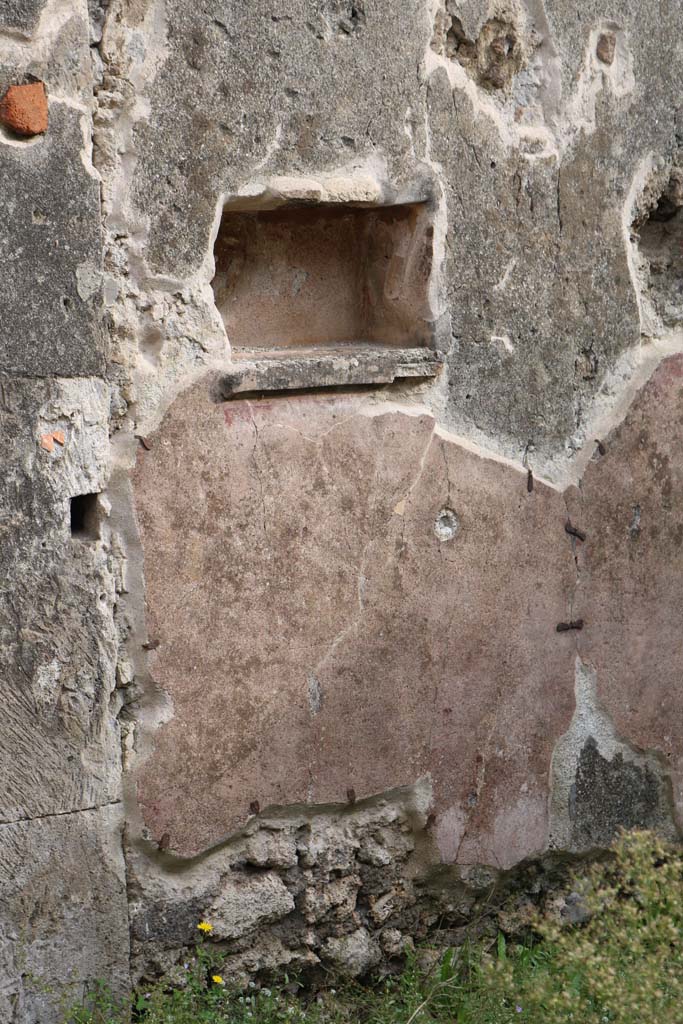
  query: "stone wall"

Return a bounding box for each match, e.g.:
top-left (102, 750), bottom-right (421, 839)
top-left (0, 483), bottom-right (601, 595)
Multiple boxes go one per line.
top-left (1, 0), bottom-right (683, 1019)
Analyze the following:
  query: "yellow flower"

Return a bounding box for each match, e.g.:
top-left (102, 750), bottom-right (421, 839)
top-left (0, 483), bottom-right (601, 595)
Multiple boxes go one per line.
top-left (197, 921), bottom-right (213, 933)
top-left (212, 975), bottom-right (225, 985)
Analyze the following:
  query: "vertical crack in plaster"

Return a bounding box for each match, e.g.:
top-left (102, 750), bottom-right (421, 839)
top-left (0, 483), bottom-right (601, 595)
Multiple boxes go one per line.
top-left (562, 488), bottom-right (582, 622)
top-left (246, 403), bottom-right (270, 540)
top-left (453, 695), bottom-right (503, 865)
top-left (396, 420), bottom-right (437, 554)
top-left (556, 162), bottom-right (562, 233)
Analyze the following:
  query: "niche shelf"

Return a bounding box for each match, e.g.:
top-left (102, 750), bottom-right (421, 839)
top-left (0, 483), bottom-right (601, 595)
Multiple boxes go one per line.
top-left (211, 199), bottom-right (442, 396)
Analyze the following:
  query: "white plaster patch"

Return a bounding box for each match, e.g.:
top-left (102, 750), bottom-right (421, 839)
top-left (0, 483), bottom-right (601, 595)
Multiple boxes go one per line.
top-left (493, 258), bottom-right (516, 292)
top-left (562, 23), bottom-right (635, 151)
top-left (251, 124), bottom-right (283, 172)
top-left (76, 262), bottom-right (103, 302)
top-left (268, 175), bottom-right (323, 202)
top-left (425, 4), bottom-right (634, 162)
top-left (36, 377), bottom-right (111, 498)
top-left (0, 0), bottom-right (80, 55)
top-left (320, 173), bottom-right (382, 204)
top-left (491, 333), bottom-right (514, 353)
top-left (32, 659), bottom-right (62, 712)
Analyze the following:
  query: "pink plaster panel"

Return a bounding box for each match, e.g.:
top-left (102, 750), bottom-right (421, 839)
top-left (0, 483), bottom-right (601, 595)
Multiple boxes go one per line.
top-left (132, 378), bottom-right (578, 861)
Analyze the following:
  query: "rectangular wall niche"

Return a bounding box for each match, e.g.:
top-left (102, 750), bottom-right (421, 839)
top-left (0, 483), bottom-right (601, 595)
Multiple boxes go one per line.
top-left (212, 202), bottom-right (435, 354)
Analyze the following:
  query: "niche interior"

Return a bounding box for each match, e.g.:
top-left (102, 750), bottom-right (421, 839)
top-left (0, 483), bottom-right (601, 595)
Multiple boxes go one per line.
top-left (212, 201), bottom-right (435, 355)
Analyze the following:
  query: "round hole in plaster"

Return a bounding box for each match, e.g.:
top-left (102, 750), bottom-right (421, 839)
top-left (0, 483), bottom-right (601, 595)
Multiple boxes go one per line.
top-left (434, 508), bottom-right (459, 542)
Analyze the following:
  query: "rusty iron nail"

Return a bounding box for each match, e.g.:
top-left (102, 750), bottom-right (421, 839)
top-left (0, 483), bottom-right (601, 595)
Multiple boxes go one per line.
top-left (556, 620), bottom-right (584, 633)
top-left (565, 521), bottom-right (587, 542)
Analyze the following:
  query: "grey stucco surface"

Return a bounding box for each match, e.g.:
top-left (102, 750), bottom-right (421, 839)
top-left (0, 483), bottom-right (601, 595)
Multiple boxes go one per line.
top-left (437, 0), bottom-right (683, 458)
top-left (0, 0), bottom-right (47, 36)
top-left (122, 0), bottom-right (683, 461)
top-left (0, 3), bottom-right (103, 378)
top-left (0, 107), bottom-right (104, 377)
top-left (130, 0), bottom-right (432, 273)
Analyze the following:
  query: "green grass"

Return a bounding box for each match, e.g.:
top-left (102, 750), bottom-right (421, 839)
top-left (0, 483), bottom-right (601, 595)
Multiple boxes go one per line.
top-left (64, 830), bottom-right (683, 1024)
top-left (64, 940), bottom-right (542, 1024)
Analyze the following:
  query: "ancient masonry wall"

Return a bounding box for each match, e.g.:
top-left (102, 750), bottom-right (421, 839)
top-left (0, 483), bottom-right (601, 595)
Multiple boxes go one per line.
top-left (2, 1), bottom-right (683, 1020)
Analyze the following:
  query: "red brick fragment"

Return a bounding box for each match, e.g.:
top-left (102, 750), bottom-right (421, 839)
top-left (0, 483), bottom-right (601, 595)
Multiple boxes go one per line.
top-left (39, 430), bottom-right (66, 452)
top-left (0, 82), bottom-right (48, 137)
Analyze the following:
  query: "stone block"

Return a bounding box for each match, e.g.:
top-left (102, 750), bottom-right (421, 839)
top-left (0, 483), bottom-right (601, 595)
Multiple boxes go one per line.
top-left (0, 104), bottom-right (103, 377)
top-left (0, 376), bottom-right (120, 823)
top-left (0, 805), bottom-right (129, 1024)
top-left (208, 874), bottom-right (295, 940)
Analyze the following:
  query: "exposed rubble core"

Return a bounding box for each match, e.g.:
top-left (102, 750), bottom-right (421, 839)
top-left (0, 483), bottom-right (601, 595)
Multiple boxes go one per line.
top-left (433, 14), bottom-right (526, 92)
top-left (2, 0), bottom-right (683, 1019)
top-left (634, 167), bottom-right (683, 330)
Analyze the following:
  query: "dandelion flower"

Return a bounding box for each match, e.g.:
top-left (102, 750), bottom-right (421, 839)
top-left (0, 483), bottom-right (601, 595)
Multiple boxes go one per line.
top-left (197, 921), bottom-right (213, 933)
top-left (212, 975), bottom-right (225, 985)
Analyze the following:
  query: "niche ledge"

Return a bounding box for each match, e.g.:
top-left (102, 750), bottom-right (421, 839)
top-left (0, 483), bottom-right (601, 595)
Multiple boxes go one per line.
top-left (219, 344), bottom-right (443, 399)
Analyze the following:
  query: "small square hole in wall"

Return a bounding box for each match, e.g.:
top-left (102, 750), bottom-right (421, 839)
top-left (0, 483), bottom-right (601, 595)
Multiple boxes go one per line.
top-left (70, 492), bottom-right (100, 540)
top-left (211, 201), bottom-right (435, 353)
